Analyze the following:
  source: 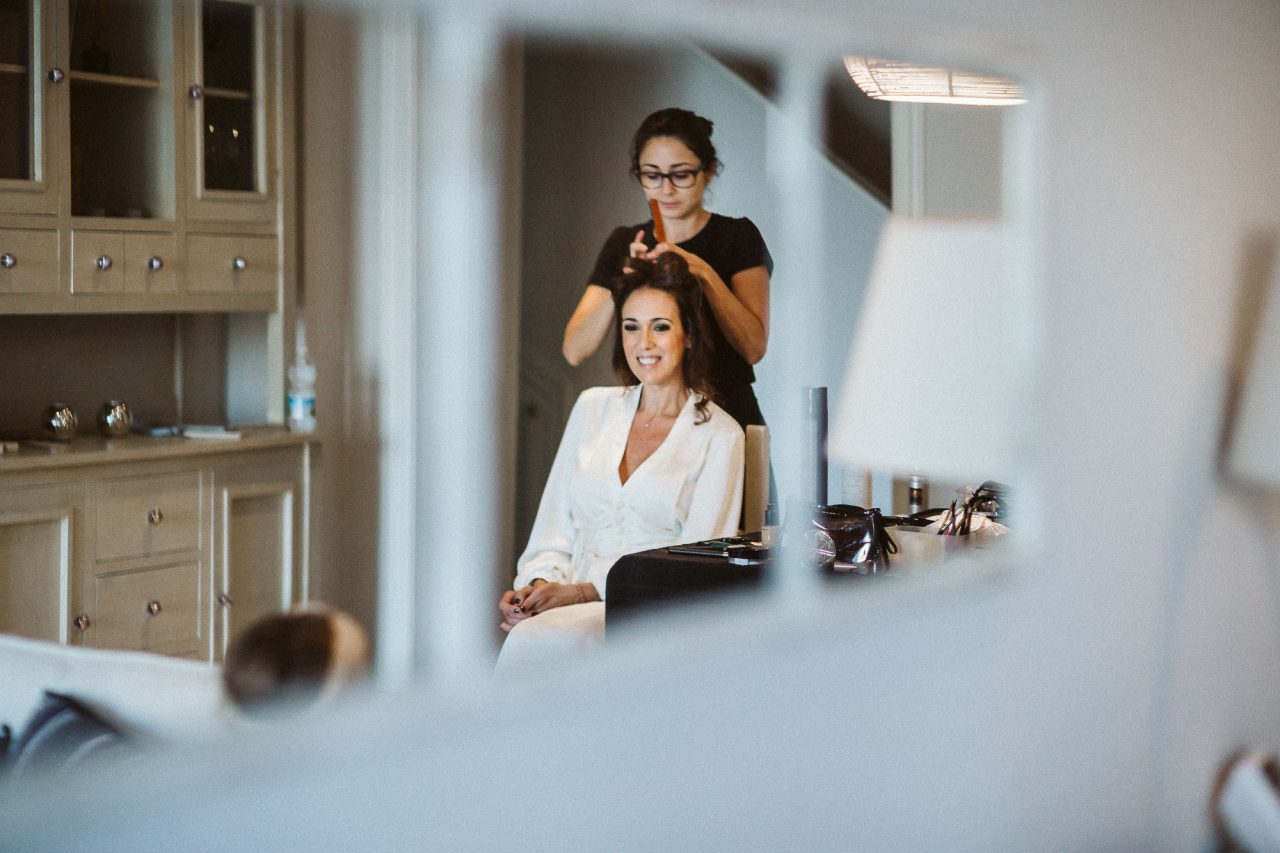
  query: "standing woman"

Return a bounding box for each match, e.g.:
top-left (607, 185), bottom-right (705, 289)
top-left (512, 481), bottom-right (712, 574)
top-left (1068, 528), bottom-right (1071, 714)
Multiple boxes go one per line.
top-left (563, 107), bottom-right (773, 428)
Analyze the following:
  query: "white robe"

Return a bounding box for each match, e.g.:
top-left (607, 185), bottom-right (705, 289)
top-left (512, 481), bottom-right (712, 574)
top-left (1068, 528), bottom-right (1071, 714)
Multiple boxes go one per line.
top-left (497, 385), bottom-right (744, 674)
top-left (513, 384), bottom-right (745, 600)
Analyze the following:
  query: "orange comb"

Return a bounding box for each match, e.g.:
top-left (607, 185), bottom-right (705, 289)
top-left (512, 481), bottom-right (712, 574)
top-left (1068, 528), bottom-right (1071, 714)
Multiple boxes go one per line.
top-left (648, 198), bottom-right (667, 245)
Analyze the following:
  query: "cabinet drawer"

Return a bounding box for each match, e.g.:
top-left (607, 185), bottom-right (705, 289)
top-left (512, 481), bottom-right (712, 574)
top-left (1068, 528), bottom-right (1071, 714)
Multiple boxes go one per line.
top-left (125, 233), bottom-right (178, 293)
top-left (0, 228), bottom-right (60, 294)
top-left (90, 561), bottom-right (201, 654)
top-left (72, 231), bottom-right (179, 294)
top-left (71, 230), bottom-right (126, 293)
top-left (96, 472), bottom-right (201, 561)
top-left (186, 234), bottom-right (278, 294)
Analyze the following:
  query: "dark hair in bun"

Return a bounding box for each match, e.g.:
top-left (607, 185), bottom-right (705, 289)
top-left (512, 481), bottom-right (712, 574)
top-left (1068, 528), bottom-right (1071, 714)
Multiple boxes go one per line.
top-left (629, 107), bottom-right (723, 180)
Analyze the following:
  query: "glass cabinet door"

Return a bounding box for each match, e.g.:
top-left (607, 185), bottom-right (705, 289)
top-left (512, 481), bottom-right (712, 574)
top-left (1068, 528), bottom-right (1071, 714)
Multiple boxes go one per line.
top-left (66, 0), bottom-right (176, 220)
top-left (0, 0), bottom-right (59, 215)
top-left (186, 0), bottom-right (274, 223)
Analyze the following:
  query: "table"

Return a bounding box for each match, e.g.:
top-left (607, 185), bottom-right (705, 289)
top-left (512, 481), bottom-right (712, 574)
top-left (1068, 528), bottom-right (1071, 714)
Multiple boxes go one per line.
top-left (604, 546), bottom-right (766, 635)
top-left (604, 546), bottom-right (900, 636)
top-left (604, 523), bottom-right (934, 635)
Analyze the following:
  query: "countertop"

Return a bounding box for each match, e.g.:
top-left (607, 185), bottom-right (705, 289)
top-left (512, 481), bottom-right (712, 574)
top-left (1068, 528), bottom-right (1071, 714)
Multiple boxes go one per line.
top-left (0, 427), bottom-right (320, 473)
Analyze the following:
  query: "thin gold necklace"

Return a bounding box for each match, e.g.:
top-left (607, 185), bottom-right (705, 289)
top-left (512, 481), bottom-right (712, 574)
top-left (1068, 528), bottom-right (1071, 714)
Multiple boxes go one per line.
top-left (639, 394), bottom-right (687, 430)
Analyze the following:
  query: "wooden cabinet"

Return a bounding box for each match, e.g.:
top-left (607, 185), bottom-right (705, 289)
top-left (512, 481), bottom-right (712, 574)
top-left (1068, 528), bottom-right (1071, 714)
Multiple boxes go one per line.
top-left (0, 0), bottom-right (301, 651)
top-left (64, 0), bottom-right (179, 222)
top-left (0, 435), bottom-right (310, 661)
top-left (213, 449), bottom-right (302, 657)
top-left (93, 470), bottom-right (202, 561)
top-left (0, 227), bottom-right (60, 293)
top-left (185, 0), bottom-right (278, 225)
top-left (0, 479), bottom-right (81, 642)
top-left (0, 0), bottom-right (60, 215)
top-left (84, 466), bottom-right (208, 656)
top-left (186, 233), bottom-right (277, 294)
top-left (87, 559), bottom-right (204, 657)
top-left (69, 230), bottom-right (179, 294)
top-left (0, 0), bottom-right (291, 314)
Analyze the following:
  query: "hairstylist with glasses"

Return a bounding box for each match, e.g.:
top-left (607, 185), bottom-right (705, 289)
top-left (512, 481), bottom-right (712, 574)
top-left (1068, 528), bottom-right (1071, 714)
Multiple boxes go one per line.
top-left (563, 107), bottom-right (774, 429)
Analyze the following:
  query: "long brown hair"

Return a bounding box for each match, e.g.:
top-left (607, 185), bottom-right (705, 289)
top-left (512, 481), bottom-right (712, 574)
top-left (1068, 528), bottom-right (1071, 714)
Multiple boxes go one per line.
top-left (610, 252), bottom-right (716, 423)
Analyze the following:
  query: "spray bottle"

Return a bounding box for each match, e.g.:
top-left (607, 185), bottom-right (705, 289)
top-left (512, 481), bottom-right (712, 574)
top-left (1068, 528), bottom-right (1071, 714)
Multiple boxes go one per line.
top-left (287, 317), bottom-right (316, 433)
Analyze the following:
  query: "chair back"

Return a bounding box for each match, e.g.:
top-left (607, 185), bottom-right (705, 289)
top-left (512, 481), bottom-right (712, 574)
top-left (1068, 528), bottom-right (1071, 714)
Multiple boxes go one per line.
top-left (743, 424), bottom-right (770, 534)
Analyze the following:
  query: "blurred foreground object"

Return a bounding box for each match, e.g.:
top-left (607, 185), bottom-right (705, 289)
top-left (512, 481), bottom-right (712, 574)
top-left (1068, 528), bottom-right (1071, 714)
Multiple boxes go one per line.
top-left (1226, 236), bottom-right (1280, 489)
top-left (223, 606), bottom-right (370, 716)
top-left (1215, 751), bottom-right (1280, 852)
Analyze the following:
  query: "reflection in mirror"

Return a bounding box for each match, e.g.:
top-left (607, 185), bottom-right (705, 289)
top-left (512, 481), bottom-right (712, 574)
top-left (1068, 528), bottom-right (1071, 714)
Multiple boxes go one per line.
top-left (513, 32), bottom-right (1023, 640)
top-left (515, 38), bottom-right (900, 545)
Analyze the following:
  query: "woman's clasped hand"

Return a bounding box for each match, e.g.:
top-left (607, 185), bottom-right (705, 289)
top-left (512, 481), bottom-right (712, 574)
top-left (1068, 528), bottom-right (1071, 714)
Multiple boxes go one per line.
top-left (499, 581), bottom-right (599, 633)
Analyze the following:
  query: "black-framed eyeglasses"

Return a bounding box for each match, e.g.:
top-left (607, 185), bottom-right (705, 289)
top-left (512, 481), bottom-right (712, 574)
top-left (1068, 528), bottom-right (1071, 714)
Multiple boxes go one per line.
top-left (636, 168), bottom-right (704, 189)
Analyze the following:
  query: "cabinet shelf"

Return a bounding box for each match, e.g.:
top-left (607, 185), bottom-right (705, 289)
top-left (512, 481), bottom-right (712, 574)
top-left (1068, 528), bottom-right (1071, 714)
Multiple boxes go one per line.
top-left (203, 86), bottom-right (251, 101)
top-left (0, 63), bottom-right (27, 76)
top-left (68, 70), bottom-right (161, 90)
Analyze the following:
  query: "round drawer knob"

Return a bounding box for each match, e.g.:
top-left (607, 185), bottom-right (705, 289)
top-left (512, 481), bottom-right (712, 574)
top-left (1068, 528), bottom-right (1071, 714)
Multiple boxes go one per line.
top-left (148, 256), bottom-right (164, 272)
top-left (74, 613), bottom-right (91, 632)
top-left (217, 592), bottom-right (235, 609)
top-left (188, 84), bottom-right (204, 100)
top-left (96, 255), bottom-right (113, 271)
top-left (48, 67), bottom-right (64, 84)
top-left (0, 253), bottom-right (15, 269)
top-left (146, 507), bottom-right (164, 526)
top-left (232, 256), bottom-right (248, 272)
top-left (146, 600), bottom-right (162, 616)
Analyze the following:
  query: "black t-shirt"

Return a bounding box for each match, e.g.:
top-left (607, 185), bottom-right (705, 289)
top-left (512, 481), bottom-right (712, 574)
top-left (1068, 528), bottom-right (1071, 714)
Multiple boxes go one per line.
top-left (587, 213), bottom-right (773, 426)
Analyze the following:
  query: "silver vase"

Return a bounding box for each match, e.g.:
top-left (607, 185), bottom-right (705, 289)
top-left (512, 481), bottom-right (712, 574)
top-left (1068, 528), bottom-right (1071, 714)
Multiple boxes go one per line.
top-left (98, 400), bottom-right (132, 438)
top-left (43, 404), bottom-right (78, 441)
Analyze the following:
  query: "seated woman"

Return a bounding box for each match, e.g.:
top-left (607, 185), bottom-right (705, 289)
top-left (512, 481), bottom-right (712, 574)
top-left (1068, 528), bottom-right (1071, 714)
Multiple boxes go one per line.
top-left (496, 252), bottom-right (745, 671)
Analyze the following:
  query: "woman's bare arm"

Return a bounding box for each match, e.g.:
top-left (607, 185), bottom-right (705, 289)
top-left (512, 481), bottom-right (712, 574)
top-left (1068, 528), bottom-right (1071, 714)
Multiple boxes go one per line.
top-left (656, 241), bottom-right (770, 365)
top-left (702, 263), bottom-right (770, 365)
top-left (564, 231), bottom-right (652, 366)
top-left (562, 284), bottom-right (615, 366)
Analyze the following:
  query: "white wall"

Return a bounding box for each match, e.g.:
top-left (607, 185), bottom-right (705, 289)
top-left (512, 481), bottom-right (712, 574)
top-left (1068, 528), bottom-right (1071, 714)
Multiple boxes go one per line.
top-left (894, 102), bottom-right (1005, 218)
top-left (7, 0), bottom-right (1280, 849)
top-left (885, 101), bottom-right (1007, 511)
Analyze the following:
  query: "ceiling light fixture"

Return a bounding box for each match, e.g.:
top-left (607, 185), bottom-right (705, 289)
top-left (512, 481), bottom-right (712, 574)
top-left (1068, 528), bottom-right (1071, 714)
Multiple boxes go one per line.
top-left (843, 56), bottom-right (1026, 106)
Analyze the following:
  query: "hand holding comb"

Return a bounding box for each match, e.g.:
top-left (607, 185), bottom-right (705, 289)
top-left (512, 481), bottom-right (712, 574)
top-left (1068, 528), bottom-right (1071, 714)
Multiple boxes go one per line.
top-left (648, 198), bottom-right (667, 245)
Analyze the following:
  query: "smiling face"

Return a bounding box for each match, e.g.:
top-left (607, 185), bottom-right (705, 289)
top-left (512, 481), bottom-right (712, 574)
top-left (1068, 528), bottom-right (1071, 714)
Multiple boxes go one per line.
top-left (637, 135), bottom-right (713, 224)
top-left (620, 286), bottom-right (688, 389)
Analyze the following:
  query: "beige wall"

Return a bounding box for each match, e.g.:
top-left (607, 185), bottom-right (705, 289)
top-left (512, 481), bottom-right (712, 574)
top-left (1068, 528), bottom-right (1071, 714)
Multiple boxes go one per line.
top-left (294, 6), bottom-right (375, 631)
top-left (0, 314), bottom-right (235, 437)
